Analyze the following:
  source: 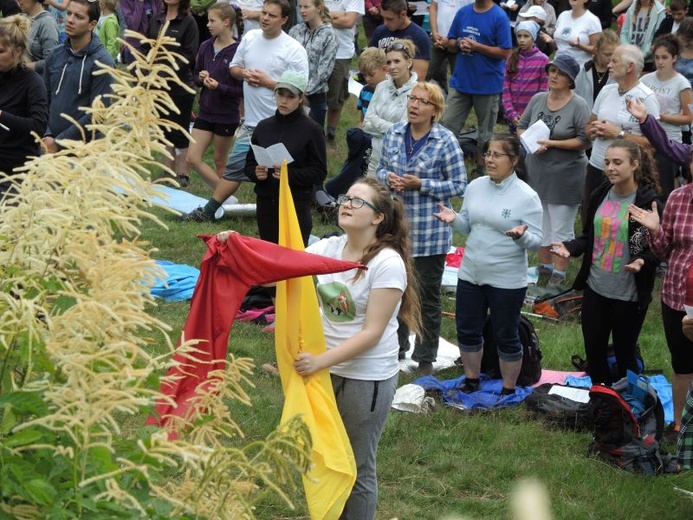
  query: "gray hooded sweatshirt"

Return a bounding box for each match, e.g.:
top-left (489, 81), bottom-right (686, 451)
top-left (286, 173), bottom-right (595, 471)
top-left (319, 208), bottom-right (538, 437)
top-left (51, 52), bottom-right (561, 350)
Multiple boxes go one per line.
top-left (29, 10), bottom-right (60, 75)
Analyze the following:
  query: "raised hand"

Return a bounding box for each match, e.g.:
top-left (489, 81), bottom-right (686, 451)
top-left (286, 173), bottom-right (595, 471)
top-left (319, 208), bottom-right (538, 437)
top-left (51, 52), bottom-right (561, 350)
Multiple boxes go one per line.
top-left (628, 201), bottom-right (659, 234)
top-left (433, 202), bottom-right (456, 223)
top-left (550, 242), bottom-right (570, 259)
top-left (505, 224), bottom-right (528, 239)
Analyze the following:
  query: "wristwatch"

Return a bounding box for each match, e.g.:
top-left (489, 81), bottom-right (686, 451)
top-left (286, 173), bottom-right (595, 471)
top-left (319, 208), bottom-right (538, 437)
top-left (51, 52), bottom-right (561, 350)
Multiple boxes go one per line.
top-left (617, 129), bottom-right (626, 139)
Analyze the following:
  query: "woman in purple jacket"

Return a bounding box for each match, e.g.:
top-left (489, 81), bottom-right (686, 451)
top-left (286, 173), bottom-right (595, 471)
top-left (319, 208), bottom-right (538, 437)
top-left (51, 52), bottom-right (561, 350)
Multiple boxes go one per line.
top-left (186, 2), bottom-right (244, 190)
top-left (120, 0), bottom-right (162, 64)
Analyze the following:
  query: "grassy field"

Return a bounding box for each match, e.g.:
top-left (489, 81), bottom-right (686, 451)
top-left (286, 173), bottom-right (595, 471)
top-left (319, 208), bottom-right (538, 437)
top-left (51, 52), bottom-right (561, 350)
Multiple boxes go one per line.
top-left (138, 46), bottom-right (693, 519)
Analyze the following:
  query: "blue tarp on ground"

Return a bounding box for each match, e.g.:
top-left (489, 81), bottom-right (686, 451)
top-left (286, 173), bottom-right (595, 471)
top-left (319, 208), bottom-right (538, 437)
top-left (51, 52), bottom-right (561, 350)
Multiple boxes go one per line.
top-left (414, 374), bottom-right (532, 411)
top-left (150, 260), bottom-right (200, 302)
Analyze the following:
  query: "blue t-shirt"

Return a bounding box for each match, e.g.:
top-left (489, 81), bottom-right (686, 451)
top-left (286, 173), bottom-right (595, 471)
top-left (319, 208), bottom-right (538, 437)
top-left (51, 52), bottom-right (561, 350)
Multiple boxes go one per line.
top-left (447, 4), bottom-right (512, 95)
top-left (357, 84), bottom-right (375, 117)
top-left (369, 22), bottom-right (431, 60)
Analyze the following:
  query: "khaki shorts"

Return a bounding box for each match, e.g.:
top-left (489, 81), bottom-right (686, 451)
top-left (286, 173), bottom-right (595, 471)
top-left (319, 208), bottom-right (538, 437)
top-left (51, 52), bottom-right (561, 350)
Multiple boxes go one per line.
top-left (327, 58), bottom-right (351, 110)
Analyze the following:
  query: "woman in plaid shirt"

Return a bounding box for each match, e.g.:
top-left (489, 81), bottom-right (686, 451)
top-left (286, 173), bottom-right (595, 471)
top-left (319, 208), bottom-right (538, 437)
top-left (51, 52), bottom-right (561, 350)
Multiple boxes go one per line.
top-left (376, 81), bottom-right (467, 374)
top-left (627, 97), bottom-right (693, 453)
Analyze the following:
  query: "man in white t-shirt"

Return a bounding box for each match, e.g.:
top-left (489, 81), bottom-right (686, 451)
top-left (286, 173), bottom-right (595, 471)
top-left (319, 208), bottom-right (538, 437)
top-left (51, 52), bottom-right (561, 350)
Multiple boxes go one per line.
top-left (584, 44), bottom-right (660, 224)
top-left (426, 0), bottom-right (473, 90)
top-left (178, 0), bottom-right (309, 222)
top-left (325, 0), bottom-right (365, 142)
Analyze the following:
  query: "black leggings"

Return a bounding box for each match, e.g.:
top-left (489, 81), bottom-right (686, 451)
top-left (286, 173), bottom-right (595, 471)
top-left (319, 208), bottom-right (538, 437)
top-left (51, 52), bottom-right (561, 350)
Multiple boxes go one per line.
top-left (581, 285), bottom-right (647, 385)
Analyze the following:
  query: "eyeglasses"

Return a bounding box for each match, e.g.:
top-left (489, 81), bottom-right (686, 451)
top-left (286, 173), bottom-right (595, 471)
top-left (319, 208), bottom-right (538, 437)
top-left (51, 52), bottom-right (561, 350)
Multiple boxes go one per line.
top-left (483, 152), bottom-right (514, 159)
top-left (337, 194), bottom-right (380, 213)
top-left (386, 42), bottom-right (411, 58)
top-left (408, 95), bottom-right (433, 106)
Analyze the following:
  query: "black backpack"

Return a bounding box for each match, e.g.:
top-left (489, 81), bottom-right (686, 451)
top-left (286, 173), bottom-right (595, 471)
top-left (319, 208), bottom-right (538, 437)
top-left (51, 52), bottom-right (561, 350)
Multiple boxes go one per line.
top-left (525, 383), bottom-right (594, 431)
top-left (480, 315), bottom-right (542, 387)
top-left (588, 377), bottom-right (678, 475)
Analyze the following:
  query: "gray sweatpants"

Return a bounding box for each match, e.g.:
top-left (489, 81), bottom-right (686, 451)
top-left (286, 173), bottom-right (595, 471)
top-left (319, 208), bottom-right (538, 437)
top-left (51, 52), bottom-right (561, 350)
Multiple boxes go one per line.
top-left (332, 372), bottom-right (398, 520)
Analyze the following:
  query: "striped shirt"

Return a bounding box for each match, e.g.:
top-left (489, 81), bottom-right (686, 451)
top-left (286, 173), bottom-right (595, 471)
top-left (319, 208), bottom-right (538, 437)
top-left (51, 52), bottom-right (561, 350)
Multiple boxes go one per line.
top-left (501, 47), bottom-right (549, 123)
top-left (376, 122), bottom-right (467, 257)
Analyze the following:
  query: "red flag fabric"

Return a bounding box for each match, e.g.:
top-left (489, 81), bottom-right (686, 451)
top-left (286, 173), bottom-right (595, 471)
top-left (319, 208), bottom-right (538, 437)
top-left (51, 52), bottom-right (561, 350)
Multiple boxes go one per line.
top-left (147, 233), bottom-right (363, 427)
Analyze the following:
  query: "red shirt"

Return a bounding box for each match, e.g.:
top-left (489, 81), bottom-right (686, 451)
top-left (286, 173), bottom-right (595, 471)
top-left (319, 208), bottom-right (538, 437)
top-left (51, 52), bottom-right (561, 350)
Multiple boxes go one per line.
top-left (649, 183), bottom-right (693, 311)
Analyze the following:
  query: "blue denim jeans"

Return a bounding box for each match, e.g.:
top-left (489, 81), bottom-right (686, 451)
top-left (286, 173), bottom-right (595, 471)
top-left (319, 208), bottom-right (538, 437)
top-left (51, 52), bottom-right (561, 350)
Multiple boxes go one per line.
top-left (455, 279), bottom-right (526, 362)
top-left (308, 93), bottom-right (327, 129)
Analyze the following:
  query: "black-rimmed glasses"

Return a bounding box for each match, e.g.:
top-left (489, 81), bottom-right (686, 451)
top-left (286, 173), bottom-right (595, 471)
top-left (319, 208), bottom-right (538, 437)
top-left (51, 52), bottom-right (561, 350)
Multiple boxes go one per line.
top-left (483, 152), bottom-right (514, 159)
top-left (408, 95), bottom-right (433, 106)
top-left (337, 194), bottom-right (380, 213)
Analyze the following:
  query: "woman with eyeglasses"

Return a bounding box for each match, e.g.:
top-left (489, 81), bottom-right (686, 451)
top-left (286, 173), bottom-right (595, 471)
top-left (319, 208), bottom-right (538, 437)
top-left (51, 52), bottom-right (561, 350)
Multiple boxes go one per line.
top-left (291, 177), bottom-right (420, 519)
top-left (363, 38), bottom-right (418, 177)
top-left (377, 81), bottom-right (467, 374)
top-left (517, 54), bottom-right (591, 287)
top-left (434, 134), bottom-right (542, 395)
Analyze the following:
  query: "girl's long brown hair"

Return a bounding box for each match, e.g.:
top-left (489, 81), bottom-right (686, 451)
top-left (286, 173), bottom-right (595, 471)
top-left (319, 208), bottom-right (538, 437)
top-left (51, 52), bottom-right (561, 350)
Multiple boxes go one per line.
top-left (350, 178), bottom-right (421, 336)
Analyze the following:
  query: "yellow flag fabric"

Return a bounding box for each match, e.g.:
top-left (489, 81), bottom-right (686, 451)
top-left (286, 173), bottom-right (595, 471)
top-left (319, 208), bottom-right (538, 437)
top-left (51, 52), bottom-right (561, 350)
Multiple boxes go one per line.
top-left (275, 161), bottom-right (356, 519)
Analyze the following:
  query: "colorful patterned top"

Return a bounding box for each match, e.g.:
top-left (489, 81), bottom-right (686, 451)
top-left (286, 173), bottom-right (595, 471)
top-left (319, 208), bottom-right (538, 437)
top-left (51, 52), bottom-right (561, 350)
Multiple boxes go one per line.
top-left (501, 46), bottom-right (549, 123)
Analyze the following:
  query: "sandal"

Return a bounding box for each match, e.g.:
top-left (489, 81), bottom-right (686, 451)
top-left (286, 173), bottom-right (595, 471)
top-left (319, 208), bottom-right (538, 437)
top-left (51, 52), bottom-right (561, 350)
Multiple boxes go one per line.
top-left (176, 174), bottom-right (190, 188)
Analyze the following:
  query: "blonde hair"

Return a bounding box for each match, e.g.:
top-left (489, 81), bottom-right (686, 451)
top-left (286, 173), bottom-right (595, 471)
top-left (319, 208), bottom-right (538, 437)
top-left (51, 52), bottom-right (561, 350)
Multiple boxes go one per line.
top-left (386, 38), bottom-right (416, 61)
top-left (100, 0), bottom-right (117, 12)
top-left (0, 14), bottom-right (30, 62)
top-left (411, 82), bottom-right (445, 122)
top-left (358, 47), bottom-right (387, 73)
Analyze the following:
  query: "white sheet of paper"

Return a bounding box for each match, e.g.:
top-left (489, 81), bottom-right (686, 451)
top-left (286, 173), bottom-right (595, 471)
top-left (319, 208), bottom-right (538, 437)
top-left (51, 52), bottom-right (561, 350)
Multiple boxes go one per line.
top-left (548, 385), bottom-right (590, 404)
top-left (251, 143), bottom-right (294, 167)
top-left (348, 74), bottom-right (364, 98)
top-left (520, 119), bottom-right (550, 154)
top-left (409, 1), bottom-right (429, 15)
top-left (685, 304), bottom-right (693, 318)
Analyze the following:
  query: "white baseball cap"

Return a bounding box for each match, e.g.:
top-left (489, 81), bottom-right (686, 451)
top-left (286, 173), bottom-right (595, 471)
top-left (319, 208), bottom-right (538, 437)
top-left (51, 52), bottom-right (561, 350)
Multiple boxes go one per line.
top-left (519, 6), bottom-right (548, 21)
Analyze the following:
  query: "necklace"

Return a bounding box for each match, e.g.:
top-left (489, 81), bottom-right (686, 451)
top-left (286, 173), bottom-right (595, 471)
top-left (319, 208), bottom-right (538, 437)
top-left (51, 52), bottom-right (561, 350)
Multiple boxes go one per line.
top-left (407, 128), bottom-right (430, 154)
top-left (595, 68), bottom-right (608, 84)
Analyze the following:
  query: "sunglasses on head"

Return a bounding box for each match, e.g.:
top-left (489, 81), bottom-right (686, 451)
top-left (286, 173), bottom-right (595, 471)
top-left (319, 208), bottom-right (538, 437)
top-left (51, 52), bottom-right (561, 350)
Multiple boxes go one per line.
top-left (386, 42), bottom-right (411, 58)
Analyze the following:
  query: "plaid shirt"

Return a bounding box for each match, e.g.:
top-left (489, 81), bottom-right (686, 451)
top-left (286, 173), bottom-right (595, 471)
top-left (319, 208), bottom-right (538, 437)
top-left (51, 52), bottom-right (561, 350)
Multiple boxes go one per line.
top-left (648, 184), bottom-right (693, 311)
top-left (639, 116), bottom-right (693, 311)
top-left (376, 122), bottom-right (467, 257)
top-left (678, 382), bottom-right (693, 469)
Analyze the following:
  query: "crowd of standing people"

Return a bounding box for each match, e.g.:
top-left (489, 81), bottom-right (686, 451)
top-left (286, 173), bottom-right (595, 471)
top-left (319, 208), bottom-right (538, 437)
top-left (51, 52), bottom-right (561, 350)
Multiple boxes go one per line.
top-left (3, 0), bottom-right (693, 515)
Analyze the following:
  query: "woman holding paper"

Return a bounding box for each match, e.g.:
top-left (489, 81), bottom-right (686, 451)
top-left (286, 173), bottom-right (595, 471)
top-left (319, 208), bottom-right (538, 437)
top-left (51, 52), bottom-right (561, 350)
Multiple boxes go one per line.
top-left (244, 70), bottom-right (327, 246)
top-left (625, 96), bottom-right (693, 441)
top-left (517, 55), bottom-right (591, 286)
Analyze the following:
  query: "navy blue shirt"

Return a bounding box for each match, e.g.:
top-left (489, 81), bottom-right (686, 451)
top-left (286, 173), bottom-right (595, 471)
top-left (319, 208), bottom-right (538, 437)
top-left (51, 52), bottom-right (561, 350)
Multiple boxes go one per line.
top-left (369, 22), bottom-right (431, 59)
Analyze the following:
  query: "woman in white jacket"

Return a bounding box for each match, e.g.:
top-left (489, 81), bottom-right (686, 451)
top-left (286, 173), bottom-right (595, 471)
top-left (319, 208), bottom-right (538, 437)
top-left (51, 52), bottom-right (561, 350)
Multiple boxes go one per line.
top-left (363, 39), bottom-right (418, 177)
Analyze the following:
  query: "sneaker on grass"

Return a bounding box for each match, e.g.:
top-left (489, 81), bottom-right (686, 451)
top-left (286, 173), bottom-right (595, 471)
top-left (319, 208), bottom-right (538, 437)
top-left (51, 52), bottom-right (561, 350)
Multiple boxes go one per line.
top-left (547, 273), bottom-right (566, 287)
top-left (176, 207), bottom-right (214, 222)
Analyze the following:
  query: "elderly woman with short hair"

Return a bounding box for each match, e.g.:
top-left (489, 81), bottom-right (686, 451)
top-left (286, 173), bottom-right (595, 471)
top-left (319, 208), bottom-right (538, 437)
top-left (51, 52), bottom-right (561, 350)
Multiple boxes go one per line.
top-left (376, 81), bottom-right (467, 374)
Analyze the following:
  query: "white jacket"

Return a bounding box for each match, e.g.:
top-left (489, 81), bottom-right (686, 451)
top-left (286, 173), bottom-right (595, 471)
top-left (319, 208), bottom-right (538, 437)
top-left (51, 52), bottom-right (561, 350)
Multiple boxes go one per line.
top-left (363, 72), bottom-right (418, 176)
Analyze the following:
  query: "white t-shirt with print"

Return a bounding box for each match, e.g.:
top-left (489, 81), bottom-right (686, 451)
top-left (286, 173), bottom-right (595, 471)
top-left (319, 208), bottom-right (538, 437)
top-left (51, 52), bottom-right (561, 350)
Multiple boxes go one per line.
top-left (307, 235), bottom-right (407, 381)
top-left (640, 71), bottom-right (690, 142)
top-left (554, 10), bottom-right (602, 66)
top-left (325, 0), bottom-right (365, 59)
top-left (230, 29), bottom-right (308, 127)
top-left (590, 82), bottom-right (661, 170)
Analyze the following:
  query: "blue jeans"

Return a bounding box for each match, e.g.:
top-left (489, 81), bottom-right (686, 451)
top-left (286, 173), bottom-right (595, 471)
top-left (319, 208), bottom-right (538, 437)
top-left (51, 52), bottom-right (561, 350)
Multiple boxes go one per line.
top-left (455, 279), bottom-right (526, 362)
top-left (308, 93), bottom-right (327, 129)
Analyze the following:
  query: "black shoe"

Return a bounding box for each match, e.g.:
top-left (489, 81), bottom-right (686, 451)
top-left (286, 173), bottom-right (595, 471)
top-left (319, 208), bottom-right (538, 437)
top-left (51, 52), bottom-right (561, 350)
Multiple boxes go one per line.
top-left (416, 362), bottom-right (433, 376)
top-left (176, 207), bottom-right (213, 222)
top-left (460, 379), bottom-right (480, 394)
top-left (176, 174), bottom-right (190, 188)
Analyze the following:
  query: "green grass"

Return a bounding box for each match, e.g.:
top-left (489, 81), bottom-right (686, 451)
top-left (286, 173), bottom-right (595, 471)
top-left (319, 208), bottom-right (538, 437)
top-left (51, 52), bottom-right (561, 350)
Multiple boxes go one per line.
top-left (137, 37), bottom-right (693, 518)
